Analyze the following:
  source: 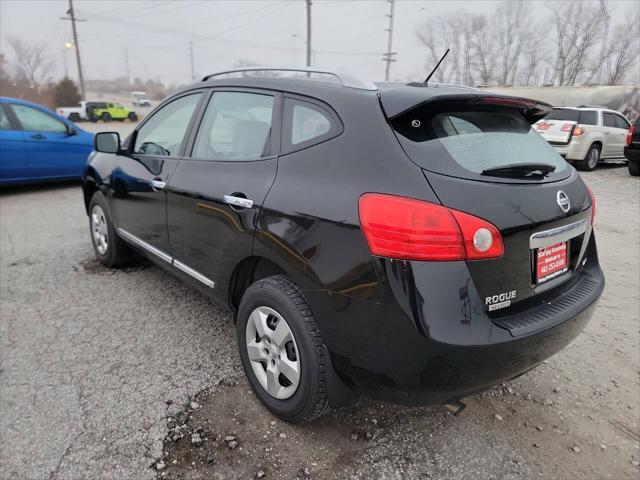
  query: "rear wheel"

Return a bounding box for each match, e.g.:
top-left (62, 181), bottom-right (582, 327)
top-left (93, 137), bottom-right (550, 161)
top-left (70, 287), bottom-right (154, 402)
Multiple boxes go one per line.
top-left (88, 192), bottom-right (137, 268)
top-left (577, 144), bottom-right (601, 171)
top-left (101, 112), bottom-right (112, 122)
top-left (629, 161), bottom-right (640, 176)
top-left (237, 276), bottom-right (329, 423)
top-left (68, 113), bottom-right (80, 122)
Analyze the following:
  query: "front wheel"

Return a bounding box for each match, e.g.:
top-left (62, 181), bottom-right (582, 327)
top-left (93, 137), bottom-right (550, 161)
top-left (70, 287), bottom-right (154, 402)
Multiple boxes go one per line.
top-left (88, 192), bottom-right (137, 268)
top-left (101, 112), bottom-right (112, 122)
top-left (576, 144), bottom-right (601, 171)
top-left (629, 161), bottom-right (640, 176)
top-left (237, 276), bottom-right (330, 423)
top-left (128, 112), bottom-right (138, 122)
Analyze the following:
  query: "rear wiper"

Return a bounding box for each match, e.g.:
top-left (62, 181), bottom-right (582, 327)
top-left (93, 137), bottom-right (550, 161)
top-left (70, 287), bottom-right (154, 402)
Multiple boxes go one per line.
top-left (482, 163), bottom-right (556, 179)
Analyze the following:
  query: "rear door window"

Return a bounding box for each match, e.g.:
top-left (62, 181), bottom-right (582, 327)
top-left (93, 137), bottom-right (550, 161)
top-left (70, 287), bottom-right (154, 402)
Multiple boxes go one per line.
top-left (191, 91), bottom-right (274, 160)
top-left (391, 104), bottom-right (569, 183)
top-left (602, 112), bottom-right (617, 128)
top-left (578, 111), bottom-right (598, 125)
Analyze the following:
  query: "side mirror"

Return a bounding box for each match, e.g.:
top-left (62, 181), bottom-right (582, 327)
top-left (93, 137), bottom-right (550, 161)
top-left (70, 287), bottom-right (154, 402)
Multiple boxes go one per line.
top-left (95, 132), bottom-right (121, 154)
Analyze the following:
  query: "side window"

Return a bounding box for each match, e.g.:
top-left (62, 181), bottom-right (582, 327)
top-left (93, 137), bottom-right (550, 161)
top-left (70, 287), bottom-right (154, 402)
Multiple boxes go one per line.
top-left (192, 91), bottom-right (274, 160)
top-left (602, 112), bottom-right (616, 128)
top-left (0, 106), bottom-right (12, 130)
top-left (11, 105), bottom-right (67, 133)
top-left (134, 93), bottom-right (201, 156)
top-left (283, 97), bottom-right (341, 153)
top-left (614, 115), bottom-right (630, 129)
top-left (578, 111), bottom-right (597, 126)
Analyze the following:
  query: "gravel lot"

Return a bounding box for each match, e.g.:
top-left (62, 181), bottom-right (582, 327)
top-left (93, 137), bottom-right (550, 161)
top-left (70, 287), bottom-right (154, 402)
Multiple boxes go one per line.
top-left (0, 147), bottom-right (638, 479)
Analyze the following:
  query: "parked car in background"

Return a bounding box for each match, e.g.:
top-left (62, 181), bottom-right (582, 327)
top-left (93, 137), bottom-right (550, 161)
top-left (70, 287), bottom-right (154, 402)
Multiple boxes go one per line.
top-left (88, 102), bottom-right (138, 122)
top-left (534, 106), bottom-right (630, 171)
top-left (82, 67), bottom-right (603, 422)
top-left (625, 116), bottom-right (640, 176)
top-left (57, 100), bottom-right (89, 122)
top-left (131, 91), bottom-right (151, 107)
top-left (0, 97), bottom-right (93, 185)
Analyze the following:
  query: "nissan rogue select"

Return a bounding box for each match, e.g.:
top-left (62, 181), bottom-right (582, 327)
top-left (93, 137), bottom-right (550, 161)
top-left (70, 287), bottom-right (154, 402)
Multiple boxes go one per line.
top-left (82, 67), bottom-right (604, 422)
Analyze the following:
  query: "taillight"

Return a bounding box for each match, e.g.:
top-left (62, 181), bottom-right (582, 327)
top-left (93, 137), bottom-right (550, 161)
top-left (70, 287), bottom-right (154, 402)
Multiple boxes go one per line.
top-left (358, 194), bottom-right (504, 261)
top-left (587, 186), bottom-right (596, 225)
top-left (561, 123), bottom-right (574, 132)
top-left (627, 126), bottom-right (635, 146)
top-left (573, 127), bottom-right (584, 135)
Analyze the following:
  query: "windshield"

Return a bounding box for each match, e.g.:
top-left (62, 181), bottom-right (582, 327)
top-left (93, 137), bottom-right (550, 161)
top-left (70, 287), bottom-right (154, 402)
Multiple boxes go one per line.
top-left (392, 107), bottom-right (568, 179)
top-left (546, 109), bottom-right (580, 121)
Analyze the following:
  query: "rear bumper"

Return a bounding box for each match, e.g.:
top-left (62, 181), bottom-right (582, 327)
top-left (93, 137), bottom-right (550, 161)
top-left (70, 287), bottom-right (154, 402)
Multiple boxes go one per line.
top-left (306, 237), bottom-right (604, 405)
top-left (551, 139), bottom-right (589, 161)
top-left (624, 146), bottom-right (640, 162)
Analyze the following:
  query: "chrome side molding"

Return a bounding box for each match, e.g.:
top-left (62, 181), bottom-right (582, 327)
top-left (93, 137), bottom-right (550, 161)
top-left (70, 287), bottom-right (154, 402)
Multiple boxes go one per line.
top-left (173, 260), bottom-right (215, 288)
top-left (118, 228), bottom-right (172, 263)
top-left (530, 218), bottom-right (588, 249)
top-left (117, 228), bottom-right (215, 288)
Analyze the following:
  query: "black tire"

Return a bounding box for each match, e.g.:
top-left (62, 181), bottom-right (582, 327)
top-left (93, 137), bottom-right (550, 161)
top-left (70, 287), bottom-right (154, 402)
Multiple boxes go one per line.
top-left (237, 275), bottom-right (330, 423)
top-left (128, 112), bottom-right (138, 122)
top-left (88, 191), bottom-right (137, 268)
top-left (629, 161), bottom-right (640, 176)
top-left (68, 113), bottom-right (80, 122)
top-left (101, 112), bottom-right (112, 122)
top-left (576, 144), bottom-right (601, 171)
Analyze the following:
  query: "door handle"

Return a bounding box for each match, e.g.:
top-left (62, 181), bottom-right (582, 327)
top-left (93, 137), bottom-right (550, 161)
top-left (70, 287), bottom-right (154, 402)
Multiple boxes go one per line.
top-left (224, 195), bottom-right (254, 209)
top-left (30, 134), bottom-right (45, 140)
top-left (150, 179), bottom-right (166, 190)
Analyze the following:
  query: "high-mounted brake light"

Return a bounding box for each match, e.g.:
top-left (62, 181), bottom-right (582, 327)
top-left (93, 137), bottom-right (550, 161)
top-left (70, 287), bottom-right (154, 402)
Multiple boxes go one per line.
top-left (587, 186), bottom-right (596, 225)
top-left (358, 194), bottom-right (504, 261)
top-left (627, 125), bottom-right (635, 146)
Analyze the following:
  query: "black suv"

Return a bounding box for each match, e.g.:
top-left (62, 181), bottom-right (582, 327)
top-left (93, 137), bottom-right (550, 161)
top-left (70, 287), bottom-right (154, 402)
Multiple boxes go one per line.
top-left (83, 67), bottom-right (604, 422)
top-left (625, 116), bottom-right (640, 176)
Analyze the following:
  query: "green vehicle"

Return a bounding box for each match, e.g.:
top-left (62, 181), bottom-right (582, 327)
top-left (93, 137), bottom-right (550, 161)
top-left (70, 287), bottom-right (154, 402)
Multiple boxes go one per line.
top-left (87, 102), bottom-right (138, 122)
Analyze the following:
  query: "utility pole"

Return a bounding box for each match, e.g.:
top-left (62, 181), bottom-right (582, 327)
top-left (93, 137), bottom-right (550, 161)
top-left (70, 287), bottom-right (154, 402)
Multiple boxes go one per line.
top-left (382, 0), bottom-right (396, 81)
top-left (61, 0), bottom-right (86, 99)
top-left (124, 48), bottom-right (131, 84)
top-left (189, 41), bottom-right (195, 81)
top-left (305, 0), bottom-right (312, 67)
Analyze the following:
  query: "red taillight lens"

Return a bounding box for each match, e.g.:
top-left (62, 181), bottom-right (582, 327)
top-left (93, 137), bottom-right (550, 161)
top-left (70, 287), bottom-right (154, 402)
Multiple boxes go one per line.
top-left (627, 126), bottom-right (635, 146)
top-left (358, 194), bottom-right (504, 261)
top-left (561, 123), bottom-right (574, 132)
top-left (587, 186), bottom-right (596, 225)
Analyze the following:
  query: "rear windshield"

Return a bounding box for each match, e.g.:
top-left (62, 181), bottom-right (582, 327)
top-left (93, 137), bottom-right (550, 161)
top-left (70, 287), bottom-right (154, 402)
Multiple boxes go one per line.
top-left (546, 108), bottom-right (579, 121)
top-left (392, 106), bottom-right (568, 180)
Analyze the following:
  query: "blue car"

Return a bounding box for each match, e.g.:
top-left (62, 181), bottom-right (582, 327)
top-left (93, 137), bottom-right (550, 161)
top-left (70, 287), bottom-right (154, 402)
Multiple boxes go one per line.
top-left (0, 97), bottom-right (94, 185)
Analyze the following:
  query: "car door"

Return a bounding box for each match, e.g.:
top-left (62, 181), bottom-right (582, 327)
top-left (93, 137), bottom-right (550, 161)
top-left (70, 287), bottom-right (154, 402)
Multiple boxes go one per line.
top-left (601, 112), bottom-right (619, 158)
top-left (0, 103), bottom-right (29, 183)
top-left (612, 114), bottom-right (631, 157)
top-left (9, 103), bottom-right (83, 179)
top-left (110, 91), bottom-right (204, 258)
top-left (166, 88), bottom-right (281, 302)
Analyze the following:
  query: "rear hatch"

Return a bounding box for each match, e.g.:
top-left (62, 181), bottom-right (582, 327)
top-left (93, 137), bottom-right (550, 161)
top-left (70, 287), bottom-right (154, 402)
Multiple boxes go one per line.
top-left (533, 108), bottom-right (582, 144)
top-left (380, 90), bottom-right (594, 314)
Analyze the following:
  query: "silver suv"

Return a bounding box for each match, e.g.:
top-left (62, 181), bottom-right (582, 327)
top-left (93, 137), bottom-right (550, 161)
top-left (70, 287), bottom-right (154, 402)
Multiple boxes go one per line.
top-left (534, 106), bottom-right (631, 171)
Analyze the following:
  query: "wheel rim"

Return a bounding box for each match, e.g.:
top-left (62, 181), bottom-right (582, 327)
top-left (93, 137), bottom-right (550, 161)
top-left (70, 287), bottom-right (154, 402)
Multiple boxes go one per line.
top-left (91, 205), bottom-right (108, 255)
top-left (588, 148), bottom-right (599, 168)
top-left (245, 306), bottom-right (300, 400)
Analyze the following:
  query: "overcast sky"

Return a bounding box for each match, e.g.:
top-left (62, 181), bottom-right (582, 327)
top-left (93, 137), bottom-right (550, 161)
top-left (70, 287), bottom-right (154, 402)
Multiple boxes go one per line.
top-left (0, 0), bottom-right (636, 86)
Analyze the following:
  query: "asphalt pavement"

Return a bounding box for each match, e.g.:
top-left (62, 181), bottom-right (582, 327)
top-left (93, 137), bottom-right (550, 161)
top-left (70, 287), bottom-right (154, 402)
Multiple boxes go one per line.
top-left (0, 154), bottom-right (638, 479)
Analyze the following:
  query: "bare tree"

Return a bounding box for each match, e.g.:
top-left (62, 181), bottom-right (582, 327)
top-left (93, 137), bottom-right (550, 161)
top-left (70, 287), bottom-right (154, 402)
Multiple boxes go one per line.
top-left (494, 0), bottom-right (527, 86)
top-left (547, 2), bottom-right (608, 86)
top-left (469, 14), bottom-right (495, 85)
top-left (416, 14), bottom-right (464, 84)
top-left (602, 18), bottom-right (640, 85)
top-left (8, 37), bottom-right (55, 89)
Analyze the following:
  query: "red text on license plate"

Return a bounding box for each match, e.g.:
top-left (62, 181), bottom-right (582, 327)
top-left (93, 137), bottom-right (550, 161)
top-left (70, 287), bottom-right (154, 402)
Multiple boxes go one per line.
top-left (536, 242), bottom-right (568, 283)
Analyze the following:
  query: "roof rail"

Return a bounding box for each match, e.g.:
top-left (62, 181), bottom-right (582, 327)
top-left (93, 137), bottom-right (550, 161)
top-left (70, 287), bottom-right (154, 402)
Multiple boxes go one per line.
top-left (201, 66), bottom-right (378, 91)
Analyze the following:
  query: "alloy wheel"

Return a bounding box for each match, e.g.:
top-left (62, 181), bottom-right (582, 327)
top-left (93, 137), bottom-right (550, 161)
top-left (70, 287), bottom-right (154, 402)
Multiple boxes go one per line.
top-left (245, 306), bottom-right (300, 400)
top-left (91, 205), bottom-right (109, 255)
top-left (588, 147), bottom-right (599, 169)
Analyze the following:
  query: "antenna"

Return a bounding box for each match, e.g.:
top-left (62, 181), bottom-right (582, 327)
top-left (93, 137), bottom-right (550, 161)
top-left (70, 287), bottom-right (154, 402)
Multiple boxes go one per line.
top-left (424, 48), bottom-right (450, 86)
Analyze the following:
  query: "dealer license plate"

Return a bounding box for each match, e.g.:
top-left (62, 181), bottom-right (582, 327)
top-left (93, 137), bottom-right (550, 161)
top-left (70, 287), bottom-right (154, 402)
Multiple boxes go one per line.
top-left (536, 242), bottom-right (568, 284)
